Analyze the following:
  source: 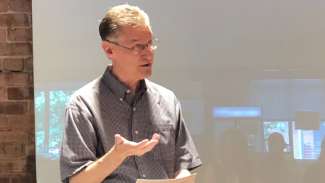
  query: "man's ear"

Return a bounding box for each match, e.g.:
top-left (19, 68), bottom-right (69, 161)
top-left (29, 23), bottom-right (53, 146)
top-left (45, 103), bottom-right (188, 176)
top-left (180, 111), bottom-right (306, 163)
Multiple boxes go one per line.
top-left (101, 41), bottom-right (113, 56)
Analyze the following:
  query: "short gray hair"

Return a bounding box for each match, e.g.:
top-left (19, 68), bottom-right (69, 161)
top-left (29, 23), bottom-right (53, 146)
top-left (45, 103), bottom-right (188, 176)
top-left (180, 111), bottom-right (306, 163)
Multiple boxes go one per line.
top-left (99, 4), bottom-right (151, 41)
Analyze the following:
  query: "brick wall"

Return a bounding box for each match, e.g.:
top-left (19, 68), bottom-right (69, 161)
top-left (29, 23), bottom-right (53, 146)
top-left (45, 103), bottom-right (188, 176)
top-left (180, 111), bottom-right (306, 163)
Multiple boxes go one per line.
top-left (0, 0), bottom-right (36, 182)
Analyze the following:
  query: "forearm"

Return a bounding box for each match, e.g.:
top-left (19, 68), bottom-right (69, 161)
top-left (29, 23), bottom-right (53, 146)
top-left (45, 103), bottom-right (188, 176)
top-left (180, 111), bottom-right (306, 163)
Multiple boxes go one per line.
top-left (70, 147), bottom-right (125, 183)
top-left (69, 133), bottom-right (159, 183)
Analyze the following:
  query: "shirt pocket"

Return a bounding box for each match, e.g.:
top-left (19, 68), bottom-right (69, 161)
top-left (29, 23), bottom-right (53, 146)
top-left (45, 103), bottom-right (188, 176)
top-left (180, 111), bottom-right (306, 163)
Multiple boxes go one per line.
top-left (153, 123), bottom-right (176, 161)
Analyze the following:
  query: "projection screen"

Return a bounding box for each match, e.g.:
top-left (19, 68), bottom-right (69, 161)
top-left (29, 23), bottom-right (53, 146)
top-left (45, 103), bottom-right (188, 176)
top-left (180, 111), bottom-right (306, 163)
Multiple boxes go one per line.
top-left (33, 0), bottom-right (325, 182)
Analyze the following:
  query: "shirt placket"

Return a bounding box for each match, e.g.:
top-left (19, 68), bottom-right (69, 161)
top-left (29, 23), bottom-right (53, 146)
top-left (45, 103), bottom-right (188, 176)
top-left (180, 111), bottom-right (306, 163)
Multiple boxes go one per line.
top-left (131, 94), bottom-right (150, 179)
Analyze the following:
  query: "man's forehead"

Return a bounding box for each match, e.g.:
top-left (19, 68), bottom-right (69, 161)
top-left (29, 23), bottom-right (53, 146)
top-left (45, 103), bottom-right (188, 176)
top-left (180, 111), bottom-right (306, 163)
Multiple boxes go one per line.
top-left (118, 25), bottom-right (153, 42)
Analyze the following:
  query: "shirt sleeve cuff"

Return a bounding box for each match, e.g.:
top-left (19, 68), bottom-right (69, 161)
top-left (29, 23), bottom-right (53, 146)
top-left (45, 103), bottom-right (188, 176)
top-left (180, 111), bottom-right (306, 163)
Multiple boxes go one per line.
top-left (61, 161), bottom-right (94, 183)
top-left (177, 157), bottom-right (202, 172)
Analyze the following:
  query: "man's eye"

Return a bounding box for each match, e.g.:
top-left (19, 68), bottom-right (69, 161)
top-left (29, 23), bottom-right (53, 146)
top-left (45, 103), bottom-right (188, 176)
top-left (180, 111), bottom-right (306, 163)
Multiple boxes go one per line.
top-left (135, 44), bottom-right (146, 50)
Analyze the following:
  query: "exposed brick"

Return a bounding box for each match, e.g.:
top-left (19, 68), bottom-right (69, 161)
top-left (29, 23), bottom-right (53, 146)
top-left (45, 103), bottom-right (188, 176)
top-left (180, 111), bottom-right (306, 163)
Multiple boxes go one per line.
top-left (7, 113), bottom-right (33, 123)
top-left (27, 130), bottom-right (34, 146)
top-left (25, 154), bottom-right (35, 178)
top-left (8, 27), bottom-right (32, 42)
top-left (0, 159), bottom-right (26, 173)
top-left (0, 115), bottom-right (8, 132)
top-left (0, 13), bottom-right (30, 27)
top-left (27, 100), bottom-right (34, 113)
top-left (0, 115), bottom-right (7, 123)
top-left (0, 121), bottom-right (11, 132)
top-left (0, 103), bottom-right (3, 113)
top-left (0, 132), bottom-right (27, 143)
top-left (0, 43), bottom-right (32, 56)
top-left (0, 142), bottom-right (25, 158)
top-left (0, 73), bottom-right (4, 86)
top-left (11, 174), bottom-right (35, 183)
top-left (28, 14), bottom-right (32, 27)
top-left (7, 87), bottom-right (33, 100)
top-left (0, 87), bottom-right (5, 101)
top-left (0, 0), bottom-right (8, 13)
top-left (0, 0), bottom-right (34, 180)
top-left (0, 177), bottom-right (10, 183)
top-left (26, 145), bottom-right (34, 157)
top-left (5, 114), bottom-right (33, 132)
top-left (0, 101), bottom-right (28, 114)
top-left (3, 58), bottom-right (24, 71)
top-left (9, 0), bottom-right (31, 13)
top-left (28, 73), bottom-right (33, 85)
top-left (0, 28), bottom-right (6, 42)
top-left (5, 72), bottom-right (30, 86)
top-left (6, 102), bottom-right (27, 114)
top-left (23, 57), bottom-right (32, 72)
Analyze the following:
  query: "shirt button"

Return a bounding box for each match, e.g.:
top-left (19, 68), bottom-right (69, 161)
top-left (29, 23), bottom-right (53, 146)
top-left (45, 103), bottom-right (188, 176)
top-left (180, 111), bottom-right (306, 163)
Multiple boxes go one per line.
top-left (120, 98), bottom-right (123, 102)
top-left (142, 174), bottom-right (146, 178)
top-left (133, 107), bottom-right (136, 111)
top-left (126, 89), bottom-right (131, 94)
top-left (135, 130), bottom-right (139, 134)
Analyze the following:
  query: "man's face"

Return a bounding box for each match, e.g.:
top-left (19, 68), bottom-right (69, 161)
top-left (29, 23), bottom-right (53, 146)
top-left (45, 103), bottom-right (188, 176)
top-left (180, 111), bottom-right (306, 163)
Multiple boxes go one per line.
top-left (109, 25), bottom-right (154, 81)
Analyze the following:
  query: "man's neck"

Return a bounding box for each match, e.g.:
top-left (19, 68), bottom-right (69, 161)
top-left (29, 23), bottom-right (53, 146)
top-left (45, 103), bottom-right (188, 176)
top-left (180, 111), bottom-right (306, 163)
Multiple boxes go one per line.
top-left (111, 67), bottom-right (140, 92)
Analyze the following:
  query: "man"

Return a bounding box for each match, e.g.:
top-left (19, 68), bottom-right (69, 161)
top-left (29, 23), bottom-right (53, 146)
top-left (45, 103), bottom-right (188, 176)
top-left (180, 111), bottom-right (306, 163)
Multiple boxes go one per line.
top-left (60, 4), bottom-right (202, 183)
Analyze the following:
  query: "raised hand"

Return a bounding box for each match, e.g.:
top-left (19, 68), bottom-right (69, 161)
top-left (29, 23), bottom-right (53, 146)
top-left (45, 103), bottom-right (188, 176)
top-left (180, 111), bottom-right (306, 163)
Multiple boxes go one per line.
top-left (113, 133), bottom-right (160, 158)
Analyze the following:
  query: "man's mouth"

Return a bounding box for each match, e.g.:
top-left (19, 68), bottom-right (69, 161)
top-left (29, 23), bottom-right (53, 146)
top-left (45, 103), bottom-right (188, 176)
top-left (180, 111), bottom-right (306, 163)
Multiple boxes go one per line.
top-left (140, 63), bottom-right (152, 67)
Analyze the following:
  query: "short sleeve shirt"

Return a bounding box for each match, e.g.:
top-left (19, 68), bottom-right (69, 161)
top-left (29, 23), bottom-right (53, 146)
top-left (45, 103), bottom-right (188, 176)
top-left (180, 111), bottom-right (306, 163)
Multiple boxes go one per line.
top-left (60, 67), bottom-right (202, 183)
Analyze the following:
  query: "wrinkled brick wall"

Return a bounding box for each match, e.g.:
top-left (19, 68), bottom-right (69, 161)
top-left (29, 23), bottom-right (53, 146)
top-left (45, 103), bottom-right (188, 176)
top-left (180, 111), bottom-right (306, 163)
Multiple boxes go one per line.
top-left (0, 0), bottom-right (36, 182)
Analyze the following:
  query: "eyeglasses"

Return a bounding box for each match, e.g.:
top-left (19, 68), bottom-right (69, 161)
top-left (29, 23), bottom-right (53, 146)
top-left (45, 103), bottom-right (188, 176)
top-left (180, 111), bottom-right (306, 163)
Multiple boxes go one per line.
top-left (105, 38), bottom-right (158, 54)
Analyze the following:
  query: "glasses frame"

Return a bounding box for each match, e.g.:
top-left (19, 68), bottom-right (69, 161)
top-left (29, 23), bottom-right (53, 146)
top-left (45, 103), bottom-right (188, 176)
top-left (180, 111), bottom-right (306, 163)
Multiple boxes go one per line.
top-left (105, 38), bottom-right (158, 54)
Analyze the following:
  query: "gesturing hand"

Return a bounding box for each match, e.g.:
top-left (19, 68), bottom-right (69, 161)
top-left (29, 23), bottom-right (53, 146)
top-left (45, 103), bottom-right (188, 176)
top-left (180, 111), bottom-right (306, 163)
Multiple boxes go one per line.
top-left (113, 133), bottom-right (160, 158)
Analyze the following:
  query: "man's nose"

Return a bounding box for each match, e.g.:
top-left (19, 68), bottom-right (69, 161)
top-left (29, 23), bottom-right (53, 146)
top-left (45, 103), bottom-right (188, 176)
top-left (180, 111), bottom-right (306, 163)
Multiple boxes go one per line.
top-left (141, 45), bottom-right (154, 55)
top-left (141, 50), bottom-right (153, 60)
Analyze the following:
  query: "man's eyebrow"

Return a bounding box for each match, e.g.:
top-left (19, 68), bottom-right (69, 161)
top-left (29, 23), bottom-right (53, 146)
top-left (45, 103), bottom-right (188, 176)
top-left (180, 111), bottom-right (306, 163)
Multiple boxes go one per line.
top-left (129, 39), bottom-right (139, 43)
top-left (129, 38), bottom-right (152, 43)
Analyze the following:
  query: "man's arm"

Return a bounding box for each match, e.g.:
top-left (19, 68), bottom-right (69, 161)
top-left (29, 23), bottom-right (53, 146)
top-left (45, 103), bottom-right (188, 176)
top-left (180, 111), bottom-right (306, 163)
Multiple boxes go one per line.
top-left (70, 134), bottom-right (160, 183)
top-left (174, 96), bottom-right (202, 174)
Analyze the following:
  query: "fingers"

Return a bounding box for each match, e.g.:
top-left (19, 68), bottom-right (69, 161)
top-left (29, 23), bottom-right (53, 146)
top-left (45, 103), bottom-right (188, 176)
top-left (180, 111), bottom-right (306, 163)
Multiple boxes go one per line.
top-left (136, 134), bottom-right (160, 156)
top-left (114, 133), bottom-right (161, 157)
top-left (145, 138), bottom-right (159, 150)
top-left (137, 140), bottom-right (159, 156)
top-left (123, 139), bottom-right (152, 156)
top-left (136, 138), bottom-right (150, 147)
top-left (152, 133), bottom-right (160, 141)
top-left (138, 133), bottom-right (160, 151)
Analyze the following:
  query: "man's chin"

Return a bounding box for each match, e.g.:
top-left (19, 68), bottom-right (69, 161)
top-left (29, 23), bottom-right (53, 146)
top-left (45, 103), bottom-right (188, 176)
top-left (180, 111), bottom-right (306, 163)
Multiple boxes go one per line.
top-left (139, 69), bottom-right (152, 79)
top-left (141, 73), bottom-right (152, 80)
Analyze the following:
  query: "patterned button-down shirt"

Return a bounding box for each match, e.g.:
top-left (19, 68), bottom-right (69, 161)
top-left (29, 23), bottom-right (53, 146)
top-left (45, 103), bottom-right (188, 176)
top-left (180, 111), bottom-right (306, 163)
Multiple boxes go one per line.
top-left (60, 67), bottom-right (202, 183)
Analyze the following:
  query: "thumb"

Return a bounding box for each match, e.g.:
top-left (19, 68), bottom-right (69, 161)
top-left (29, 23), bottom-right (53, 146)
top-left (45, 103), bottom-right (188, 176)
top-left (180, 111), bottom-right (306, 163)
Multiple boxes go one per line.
top-left (115, 134), bottom-right (124, 145)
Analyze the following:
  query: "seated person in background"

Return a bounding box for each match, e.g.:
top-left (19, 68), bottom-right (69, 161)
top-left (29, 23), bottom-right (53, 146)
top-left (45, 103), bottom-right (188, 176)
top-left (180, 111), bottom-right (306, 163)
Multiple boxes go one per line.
top-left (215, 128), bottom-right (258, 183)
top-left (258, 132), bottom-right (297, 183)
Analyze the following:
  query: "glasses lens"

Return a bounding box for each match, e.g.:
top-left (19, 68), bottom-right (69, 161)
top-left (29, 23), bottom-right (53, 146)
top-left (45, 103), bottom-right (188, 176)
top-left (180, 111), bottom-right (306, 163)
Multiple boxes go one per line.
top-left (131, 38), bottom-right (159, 54)
top-left (153, 38), bottom-right (158, 48)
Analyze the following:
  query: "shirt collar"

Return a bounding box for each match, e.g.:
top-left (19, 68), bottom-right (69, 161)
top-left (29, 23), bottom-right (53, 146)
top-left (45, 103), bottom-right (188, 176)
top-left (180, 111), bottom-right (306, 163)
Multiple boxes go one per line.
top-left (102, 66), bottom-right (147, 102)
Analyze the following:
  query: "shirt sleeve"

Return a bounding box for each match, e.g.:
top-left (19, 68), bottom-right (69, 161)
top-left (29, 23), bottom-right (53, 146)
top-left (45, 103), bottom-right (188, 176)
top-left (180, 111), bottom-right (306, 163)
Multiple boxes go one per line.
top-left (60, 102), bottom-right (98, 183)
top-left (174, 97), bottom-right (202, 172)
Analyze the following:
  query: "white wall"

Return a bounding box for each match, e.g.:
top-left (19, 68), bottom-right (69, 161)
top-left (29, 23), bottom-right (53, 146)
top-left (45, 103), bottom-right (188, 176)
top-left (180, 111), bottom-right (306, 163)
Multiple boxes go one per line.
top-left (33, 0), bottom-right (325, 182)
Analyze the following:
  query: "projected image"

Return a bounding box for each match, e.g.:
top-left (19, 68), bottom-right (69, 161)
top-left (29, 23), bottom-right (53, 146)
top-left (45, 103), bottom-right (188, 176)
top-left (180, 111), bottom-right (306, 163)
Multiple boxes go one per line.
top-left (212, 106), bottom-right (264, 152)
top-left (293, 122), bottom-right (325, 160)
top-left (213, 107), bottom-right (261, 118)
top-left (35, 90), bottom-right (73, 160)
top-left (264, 121), bottom-right (290, 152)
top-left (214, 111), bottom-right (325, 161)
